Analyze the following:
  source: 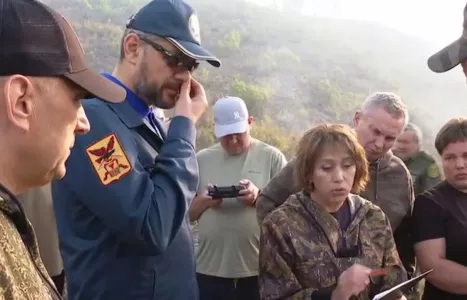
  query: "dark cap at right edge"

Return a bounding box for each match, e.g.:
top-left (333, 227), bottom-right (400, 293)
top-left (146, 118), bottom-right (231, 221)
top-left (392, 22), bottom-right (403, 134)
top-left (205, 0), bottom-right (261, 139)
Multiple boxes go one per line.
top-left (428, 3), bottom-right (467, 73)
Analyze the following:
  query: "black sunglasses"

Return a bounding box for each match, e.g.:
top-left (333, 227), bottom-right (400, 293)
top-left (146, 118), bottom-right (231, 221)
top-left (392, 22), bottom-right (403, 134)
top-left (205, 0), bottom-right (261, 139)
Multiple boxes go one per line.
top-left (139, 36), bottom-right (199, 72)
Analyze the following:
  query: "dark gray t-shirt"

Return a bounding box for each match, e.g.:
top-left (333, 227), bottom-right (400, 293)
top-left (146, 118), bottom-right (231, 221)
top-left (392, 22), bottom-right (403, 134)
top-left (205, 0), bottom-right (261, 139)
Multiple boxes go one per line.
top-left (330, 199), bottom-right (351, 231)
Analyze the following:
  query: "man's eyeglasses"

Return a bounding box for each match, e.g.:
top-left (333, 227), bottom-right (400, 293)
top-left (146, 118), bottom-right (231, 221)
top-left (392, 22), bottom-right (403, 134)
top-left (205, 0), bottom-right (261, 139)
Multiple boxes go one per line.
top-left (139, 36), bottom-right (199, 72)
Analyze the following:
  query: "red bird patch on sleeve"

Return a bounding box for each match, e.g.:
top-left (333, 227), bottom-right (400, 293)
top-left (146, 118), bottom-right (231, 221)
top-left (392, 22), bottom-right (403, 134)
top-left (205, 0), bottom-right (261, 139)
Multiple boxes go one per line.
top-left (85, 133), bottom-right (132, 185)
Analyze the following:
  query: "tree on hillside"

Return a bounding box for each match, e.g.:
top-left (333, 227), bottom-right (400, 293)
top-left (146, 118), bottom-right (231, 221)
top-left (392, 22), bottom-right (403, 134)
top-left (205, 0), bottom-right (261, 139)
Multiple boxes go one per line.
top-left (230, 79), bottom-right (270, 120)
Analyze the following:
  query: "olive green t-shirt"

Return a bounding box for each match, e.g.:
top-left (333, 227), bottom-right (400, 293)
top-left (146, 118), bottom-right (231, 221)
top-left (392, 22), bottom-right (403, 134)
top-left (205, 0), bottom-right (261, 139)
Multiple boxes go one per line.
top-left (195, 138), bottom-right (287, 278)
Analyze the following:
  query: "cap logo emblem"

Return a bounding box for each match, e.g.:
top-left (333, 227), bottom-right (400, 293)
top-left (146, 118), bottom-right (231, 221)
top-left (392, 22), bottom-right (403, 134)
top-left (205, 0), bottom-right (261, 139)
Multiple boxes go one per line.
top-left (126, 14), bottom-right (135, 27)
top-left (188, 14), bottom-right (201, 44)
top-left (233, 111), bottom-right (241, 120)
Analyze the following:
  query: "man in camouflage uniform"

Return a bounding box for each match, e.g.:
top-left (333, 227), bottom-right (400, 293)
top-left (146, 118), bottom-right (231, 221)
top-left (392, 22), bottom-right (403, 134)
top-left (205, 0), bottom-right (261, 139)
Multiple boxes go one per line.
top-left (0, 0), bottom-right (124, 299)
top-left (427, 3), bottom-right (467, 77)
top-left (256, 92), bottom-right (419, 298)
top-left (393, 123), bottom-right (442, 196)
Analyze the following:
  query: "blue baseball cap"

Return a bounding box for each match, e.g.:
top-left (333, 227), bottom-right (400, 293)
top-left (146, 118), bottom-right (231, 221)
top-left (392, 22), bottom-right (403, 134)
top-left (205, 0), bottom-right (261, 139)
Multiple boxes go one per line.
top-left (126, 0), bottom-right (221, 68)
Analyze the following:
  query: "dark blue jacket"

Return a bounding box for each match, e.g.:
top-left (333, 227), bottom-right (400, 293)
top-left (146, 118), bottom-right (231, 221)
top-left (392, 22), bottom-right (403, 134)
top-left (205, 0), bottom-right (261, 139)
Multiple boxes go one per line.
top-left (52, 95), bottom-right (199, 300)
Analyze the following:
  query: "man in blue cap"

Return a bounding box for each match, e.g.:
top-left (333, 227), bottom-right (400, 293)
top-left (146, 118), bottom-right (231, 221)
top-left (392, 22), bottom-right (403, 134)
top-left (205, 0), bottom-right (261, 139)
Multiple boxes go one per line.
top-left (52, 0), bottom-right (220, 299)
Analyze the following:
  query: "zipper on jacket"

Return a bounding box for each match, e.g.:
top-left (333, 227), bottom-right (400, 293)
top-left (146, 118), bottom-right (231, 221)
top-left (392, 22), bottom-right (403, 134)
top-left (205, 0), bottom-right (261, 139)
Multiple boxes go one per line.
top-left (340, 229), bottom-right (347, 251)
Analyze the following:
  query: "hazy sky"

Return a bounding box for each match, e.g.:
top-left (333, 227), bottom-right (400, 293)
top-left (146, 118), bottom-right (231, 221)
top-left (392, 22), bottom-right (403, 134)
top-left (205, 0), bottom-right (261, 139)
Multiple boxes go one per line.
top-left (248, 0), bottom-right (466, 48)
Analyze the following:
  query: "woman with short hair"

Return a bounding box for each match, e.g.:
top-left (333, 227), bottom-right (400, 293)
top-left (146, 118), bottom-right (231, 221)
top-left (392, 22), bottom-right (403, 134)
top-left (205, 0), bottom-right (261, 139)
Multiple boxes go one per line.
top-left (412, 117), bottom-right (467, 300)
top-left (259, 123), bottom-right (407, 300)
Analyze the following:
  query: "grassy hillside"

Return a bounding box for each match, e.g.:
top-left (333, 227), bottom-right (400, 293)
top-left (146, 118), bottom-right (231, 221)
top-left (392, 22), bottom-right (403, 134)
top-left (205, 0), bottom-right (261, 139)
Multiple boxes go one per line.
top-left (42, 0), bottom-right (467, 157)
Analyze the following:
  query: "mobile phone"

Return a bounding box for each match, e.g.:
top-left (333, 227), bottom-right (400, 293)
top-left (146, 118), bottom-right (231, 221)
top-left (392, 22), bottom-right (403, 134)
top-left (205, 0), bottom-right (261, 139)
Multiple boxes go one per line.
top-left (208, 185), bottom-right (244, 199)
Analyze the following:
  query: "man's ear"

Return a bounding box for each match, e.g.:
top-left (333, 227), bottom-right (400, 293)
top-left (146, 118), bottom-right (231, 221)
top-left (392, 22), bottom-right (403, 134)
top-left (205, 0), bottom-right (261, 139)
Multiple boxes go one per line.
top-left (3, 75), bottom-right (34, 132)
top-left (123, 33), bottom-right (144, 66)
top-left (353, 111), bottom-right (361, 127)
top-left (248, 116), bottom-right (255, 125)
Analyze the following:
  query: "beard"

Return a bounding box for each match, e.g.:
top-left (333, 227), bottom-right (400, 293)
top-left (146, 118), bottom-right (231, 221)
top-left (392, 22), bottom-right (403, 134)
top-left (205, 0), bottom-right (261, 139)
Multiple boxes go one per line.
top-left (134, 62), bottom-right (179, 109)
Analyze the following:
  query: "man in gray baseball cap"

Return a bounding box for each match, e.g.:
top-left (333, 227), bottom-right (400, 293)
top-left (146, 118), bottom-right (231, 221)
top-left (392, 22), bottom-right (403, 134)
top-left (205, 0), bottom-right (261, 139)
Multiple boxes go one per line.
top-left (428, 3), bottom-right (467, 75)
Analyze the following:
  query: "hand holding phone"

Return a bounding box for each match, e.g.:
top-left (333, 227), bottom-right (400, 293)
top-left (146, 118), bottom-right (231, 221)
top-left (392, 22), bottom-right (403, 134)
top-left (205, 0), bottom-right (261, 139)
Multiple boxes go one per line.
top-left (208, 185), bottom-right (243, 199)
top-left (237, 179), bottom-right (259, 207)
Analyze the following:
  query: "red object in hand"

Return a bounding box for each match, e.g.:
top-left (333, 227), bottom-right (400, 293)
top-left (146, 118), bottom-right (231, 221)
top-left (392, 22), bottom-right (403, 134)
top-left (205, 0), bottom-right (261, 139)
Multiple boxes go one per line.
top-left (370, 267), bottom-right (391, 277)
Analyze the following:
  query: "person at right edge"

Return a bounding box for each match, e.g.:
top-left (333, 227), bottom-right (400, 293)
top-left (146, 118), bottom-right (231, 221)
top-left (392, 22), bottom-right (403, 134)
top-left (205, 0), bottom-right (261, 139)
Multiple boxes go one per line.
top-left (256, 92), bottom-right (419, 299)
top-left (51, 0), bottom-right (220, 299)
top-left (412, 117), bottom-right (467, 300)
top-left (427, 3), bottom-right (467, 79)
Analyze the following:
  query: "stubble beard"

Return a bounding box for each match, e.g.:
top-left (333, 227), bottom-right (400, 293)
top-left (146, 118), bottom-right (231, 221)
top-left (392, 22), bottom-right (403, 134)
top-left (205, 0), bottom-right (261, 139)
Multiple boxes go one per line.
top-left (134, 63), bottom-right (173, 109)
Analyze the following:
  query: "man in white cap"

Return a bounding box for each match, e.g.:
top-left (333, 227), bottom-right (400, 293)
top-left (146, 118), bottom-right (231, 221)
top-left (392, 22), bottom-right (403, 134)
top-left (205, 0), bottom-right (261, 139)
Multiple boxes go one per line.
top-left (189, 96), bottom-right (287, 300)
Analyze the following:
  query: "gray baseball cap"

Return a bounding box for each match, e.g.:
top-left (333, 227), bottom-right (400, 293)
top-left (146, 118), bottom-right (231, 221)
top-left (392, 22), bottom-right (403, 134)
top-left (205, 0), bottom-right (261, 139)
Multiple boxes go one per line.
top-left (428, 3), bottom-right (467, 73)
top-left (213, 97), bottom-right (249, 138)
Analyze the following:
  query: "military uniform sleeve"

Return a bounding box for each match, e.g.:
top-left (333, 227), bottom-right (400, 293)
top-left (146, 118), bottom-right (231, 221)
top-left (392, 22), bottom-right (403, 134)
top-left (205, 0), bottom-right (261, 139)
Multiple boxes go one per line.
top-left (256, 159), bottom-right (300, 224)
top-left (52, 102), bottom-right (198, 255)
top-left (270, 148), bottom-right (287, 178)
top-left (378, 215), bottom-right (408, 293)
top-left (259, 216), bottom-right (319, 300)
top-left (420, 162), bottom-right (442, 193)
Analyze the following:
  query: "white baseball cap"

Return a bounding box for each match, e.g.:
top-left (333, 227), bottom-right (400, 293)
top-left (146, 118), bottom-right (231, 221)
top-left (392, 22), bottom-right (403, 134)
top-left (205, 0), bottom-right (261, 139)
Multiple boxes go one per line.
top-left (213, 96), bottom-right (249, 138)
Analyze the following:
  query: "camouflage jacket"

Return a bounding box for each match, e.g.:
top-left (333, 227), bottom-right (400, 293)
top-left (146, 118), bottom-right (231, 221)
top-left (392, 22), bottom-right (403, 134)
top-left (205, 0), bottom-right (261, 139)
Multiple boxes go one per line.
top-left (256, 151), bottom-right (416, 279)
top-left (403, 151), bottom-right (442, 196)
top-left (0, 187), bottom-right (61, 300)
top-left (259, 192), bottom-right (407, 300)
top-left (256, 150), bottom-right (414, 232)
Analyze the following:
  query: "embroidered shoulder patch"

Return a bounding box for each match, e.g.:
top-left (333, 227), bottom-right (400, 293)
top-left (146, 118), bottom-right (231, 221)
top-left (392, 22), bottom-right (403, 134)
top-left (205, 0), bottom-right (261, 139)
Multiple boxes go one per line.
top-left (85, 133), bottom-right (132, 185)
top-left (427, 163), bottom-right (440, 179)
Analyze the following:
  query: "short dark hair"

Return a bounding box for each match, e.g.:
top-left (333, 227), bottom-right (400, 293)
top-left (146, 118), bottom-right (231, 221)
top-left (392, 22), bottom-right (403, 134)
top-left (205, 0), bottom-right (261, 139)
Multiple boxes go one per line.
top-left (294, 123), bottom-right (369, 193)
top-left (119, 29), bottom-right (132, 61)
top-left (119, 29), bottom-right (161, 61)
top-left (435, 117), bottom-right (467, 155)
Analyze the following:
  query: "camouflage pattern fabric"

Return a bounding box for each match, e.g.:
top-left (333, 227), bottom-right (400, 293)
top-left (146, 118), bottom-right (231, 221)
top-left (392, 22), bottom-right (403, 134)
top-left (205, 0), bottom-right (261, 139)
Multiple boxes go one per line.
top-left (256, 151), bottom-right (413, 232)
top-left (255, 157), bottom-right (299, 224)
top-left (403, 151), bottom-right (442, 197)
top-left (428, 3), bottom-right (467, 72)
top-left (258, 192), bottom-right (407, 300)
top-left (0, 195), bottom-right (59, 300)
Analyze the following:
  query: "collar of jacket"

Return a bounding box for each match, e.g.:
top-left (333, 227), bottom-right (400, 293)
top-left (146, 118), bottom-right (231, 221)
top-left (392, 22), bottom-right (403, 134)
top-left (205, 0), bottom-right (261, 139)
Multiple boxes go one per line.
top-left (371, 150), bottom-right (394, 171)
top-left (100, 72), bottom-right (154, 129)
top-left (295, 191), bottom-right (368, 254)
top-left (298, 191), bottom-right (367, 231)
top-left (0, 183), bottom-right (30, 245)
